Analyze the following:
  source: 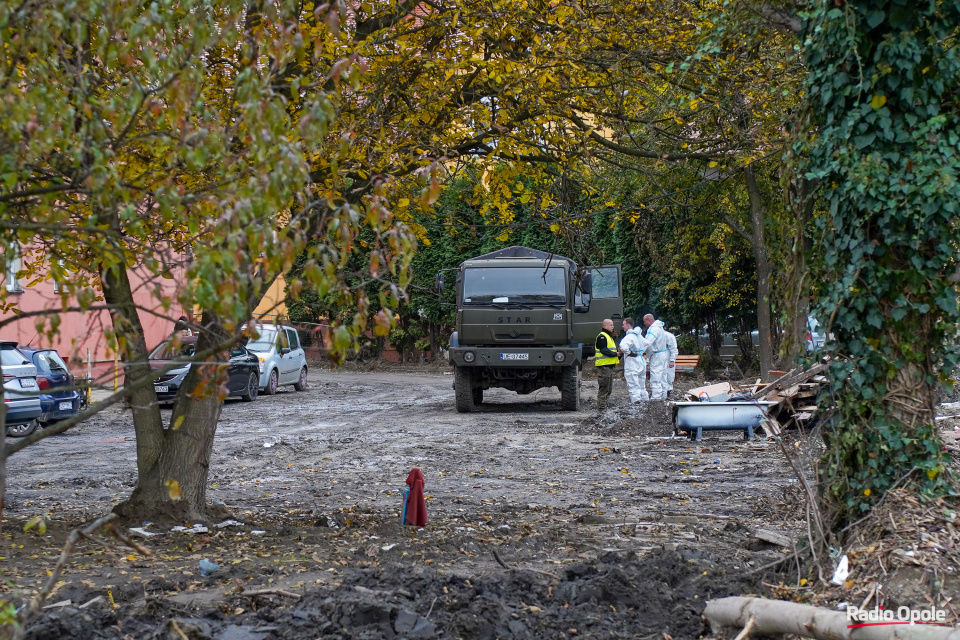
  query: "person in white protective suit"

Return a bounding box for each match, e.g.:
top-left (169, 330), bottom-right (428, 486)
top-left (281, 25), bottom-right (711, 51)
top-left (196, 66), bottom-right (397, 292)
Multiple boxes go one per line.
top-left (619, 317), bottom-right (650, 403)
top-left (643, 314), bottom-right (670, 400)
top-left (664, 329), bottom-right (679, 399)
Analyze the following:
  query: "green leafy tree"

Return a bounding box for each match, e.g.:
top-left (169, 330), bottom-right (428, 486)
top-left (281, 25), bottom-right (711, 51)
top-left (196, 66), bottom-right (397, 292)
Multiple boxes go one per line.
top-left (0, 0), bottom-right (413, 524)
top-left (799, 0), bottom-right (960, 526)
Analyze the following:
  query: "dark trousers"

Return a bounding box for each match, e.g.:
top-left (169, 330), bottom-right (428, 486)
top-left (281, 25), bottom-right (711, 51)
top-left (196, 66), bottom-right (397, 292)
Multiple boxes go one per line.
top-left (596, 365), bottom-right (614, 409)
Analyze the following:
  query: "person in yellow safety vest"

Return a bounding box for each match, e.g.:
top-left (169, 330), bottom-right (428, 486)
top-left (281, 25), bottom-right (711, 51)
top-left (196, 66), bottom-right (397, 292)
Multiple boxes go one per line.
top-left (594, 318), bottom-right (620, 411)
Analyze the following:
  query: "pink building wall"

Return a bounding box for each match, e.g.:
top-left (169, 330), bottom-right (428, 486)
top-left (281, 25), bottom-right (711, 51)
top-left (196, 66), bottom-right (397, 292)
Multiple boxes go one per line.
top-left (1, 259), bottom-right (187, 382)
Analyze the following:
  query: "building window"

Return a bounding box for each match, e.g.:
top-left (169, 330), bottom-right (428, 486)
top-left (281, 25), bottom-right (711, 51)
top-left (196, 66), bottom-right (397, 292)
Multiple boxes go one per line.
top-left (52, 258), bottom-right (65, 293)
top-left (4, 247), bottom-right (23, 293)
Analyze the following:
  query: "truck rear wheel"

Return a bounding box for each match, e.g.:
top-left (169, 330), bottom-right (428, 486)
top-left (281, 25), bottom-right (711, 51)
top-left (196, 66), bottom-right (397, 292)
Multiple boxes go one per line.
top-left (560, 366), bottom-right (581, 411)
top-left (455, 367), bottom-right (476, 413)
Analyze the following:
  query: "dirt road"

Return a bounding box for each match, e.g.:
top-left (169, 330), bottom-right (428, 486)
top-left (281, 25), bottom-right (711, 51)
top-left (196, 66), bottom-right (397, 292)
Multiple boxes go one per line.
top-left (3, 367), bottom-right (800, 639)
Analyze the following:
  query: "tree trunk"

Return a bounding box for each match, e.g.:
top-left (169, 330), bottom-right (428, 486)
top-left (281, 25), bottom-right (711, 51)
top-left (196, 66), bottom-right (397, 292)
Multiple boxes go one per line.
top-left (97, 261), bottom-right (166, 478)
top-left (98, 260), bottom-right (216, 524)
top-left (746, 165), bottom-right (775, 380)
top-left (783, 177), bottom-right (816, 364)
top-left (114, 311), bottom-right (227, 524)
top-left (707, 312), bottom-right (721, 358)
top-left (428, 322), bottom-right (439, 363)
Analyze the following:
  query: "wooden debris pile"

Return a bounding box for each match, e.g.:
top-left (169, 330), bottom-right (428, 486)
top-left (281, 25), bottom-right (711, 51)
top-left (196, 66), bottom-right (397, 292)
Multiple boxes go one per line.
top-left (683, 362), bottom-right (832, 433)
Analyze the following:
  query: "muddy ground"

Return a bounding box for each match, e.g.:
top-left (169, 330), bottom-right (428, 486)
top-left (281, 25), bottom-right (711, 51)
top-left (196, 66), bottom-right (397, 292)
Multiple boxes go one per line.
top-left (2, 364), bottom-right (811, 639)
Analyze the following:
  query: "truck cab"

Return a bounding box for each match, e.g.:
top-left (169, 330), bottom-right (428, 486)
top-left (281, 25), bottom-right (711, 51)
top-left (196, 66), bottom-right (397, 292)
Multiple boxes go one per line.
top-left (440, 246), bottom-right (622, 412)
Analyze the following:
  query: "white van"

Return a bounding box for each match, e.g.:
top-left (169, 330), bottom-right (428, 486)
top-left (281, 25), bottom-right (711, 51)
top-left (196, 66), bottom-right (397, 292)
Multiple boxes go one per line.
top-left (243, 324), bottom-right (308, 394)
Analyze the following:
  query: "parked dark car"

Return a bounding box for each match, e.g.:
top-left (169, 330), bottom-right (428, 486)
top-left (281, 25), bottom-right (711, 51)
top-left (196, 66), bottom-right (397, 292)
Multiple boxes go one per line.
top-left (17, 346), bottom-right (81, 425)
top-left (1, 341), bottom-right (42, 437)
top-left (149, 336), bottom-right (260, 405)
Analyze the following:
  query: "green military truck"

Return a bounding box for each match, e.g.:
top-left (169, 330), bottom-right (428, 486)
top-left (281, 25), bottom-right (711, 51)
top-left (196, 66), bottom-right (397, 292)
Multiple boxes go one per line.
top-left (438, 246), bottom-right (623, 412)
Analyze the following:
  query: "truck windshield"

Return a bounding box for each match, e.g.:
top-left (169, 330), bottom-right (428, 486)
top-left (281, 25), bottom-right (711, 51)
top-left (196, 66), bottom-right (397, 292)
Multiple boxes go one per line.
top-left (462, 267), bottom-right (566, 305)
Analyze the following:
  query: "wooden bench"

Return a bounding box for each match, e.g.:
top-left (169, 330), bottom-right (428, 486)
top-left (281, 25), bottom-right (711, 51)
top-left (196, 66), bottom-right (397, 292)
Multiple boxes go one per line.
top-left (674, 355), bottom-right (700, 373)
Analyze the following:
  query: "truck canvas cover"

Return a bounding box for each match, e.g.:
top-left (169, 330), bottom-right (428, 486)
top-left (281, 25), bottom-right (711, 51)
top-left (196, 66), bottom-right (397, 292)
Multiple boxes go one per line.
top-left (468, 246), bottom-right (576, 268)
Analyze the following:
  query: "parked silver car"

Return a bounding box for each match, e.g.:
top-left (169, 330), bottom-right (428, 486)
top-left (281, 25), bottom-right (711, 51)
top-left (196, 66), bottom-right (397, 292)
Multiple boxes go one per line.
top-left (1, 341), bottom-right (42, 437)
top-left (243, 324), bottom-right (308, 395)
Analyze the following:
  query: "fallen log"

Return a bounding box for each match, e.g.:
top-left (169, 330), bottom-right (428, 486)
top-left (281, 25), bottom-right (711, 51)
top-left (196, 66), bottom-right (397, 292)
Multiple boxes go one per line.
top-left (704, 596), bottom-right (960, 640)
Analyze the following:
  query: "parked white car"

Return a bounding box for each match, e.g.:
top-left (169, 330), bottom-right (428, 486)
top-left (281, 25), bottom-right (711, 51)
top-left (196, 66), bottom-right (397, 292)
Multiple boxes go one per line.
top-left (1, 341), bottom-right (43, 437)
top-left (243, 324), bottom-right (308, 395)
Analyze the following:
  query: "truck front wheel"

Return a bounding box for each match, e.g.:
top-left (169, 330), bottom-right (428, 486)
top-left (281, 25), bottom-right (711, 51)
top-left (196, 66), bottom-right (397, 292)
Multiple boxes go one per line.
top-left (455, 367), bottom-right (476, 413)
top-left (560, 366), bottom-right (581, 411)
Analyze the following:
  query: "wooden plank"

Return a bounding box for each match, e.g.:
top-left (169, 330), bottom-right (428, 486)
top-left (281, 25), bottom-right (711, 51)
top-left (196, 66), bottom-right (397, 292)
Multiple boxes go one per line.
top-left (752, 528), bottom-right (794, 548)
top-left (684, 381), bottom-right (731, 401)
top-left (755, 362), bottom-right (829, 400)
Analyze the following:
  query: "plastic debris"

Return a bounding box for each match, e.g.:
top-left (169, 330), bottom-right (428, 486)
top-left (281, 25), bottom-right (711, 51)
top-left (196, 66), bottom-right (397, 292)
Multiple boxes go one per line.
top-left (129, 527), bottom-right (159, 538)
top-left (830, 554), bottom-right (850, 585)
top-left (251, 530), bottom-right (266, 535)
top-left (198, 559), bottom-right (220, 576)
top-left (215, 520), bottom-right (245, 528)
top-left (171, 524), bottom-right (209, 534)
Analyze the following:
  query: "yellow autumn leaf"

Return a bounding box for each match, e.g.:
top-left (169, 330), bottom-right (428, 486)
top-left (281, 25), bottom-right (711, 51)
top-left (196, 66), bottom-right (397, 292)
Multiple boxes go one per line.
top-left (870, 95), bottom-right (887, 109)
top-left (708, 161), bottom-right (718, 168)
top-left (165, 479), bottom-right (182, 501)
top-left (927, 468), bottom-right (939, 481)
top-left (549, 224), bottom-right (560, 233)
top-left (398, 198), bottom-right (410, 208)
top-left (863, 488), bottom-right (871, 496)
top-left (172, 415), bottom-right (185, 430)
top-left (496, 232), bottom-right (509, 242)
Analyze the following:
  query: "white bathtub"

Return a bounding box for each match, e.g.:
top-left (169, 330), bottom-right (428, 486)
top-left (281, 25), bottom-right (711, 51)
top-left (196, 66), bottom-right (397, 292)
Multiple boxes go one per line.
top-left (671, 400), bottom-right (777, 440)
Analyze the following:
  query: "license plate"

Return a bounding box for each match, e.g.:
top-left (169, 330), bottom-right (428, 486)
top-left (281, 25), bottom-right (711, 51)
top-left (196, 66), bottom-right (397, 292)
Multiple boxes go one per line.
top-left (59, 401), bottom-right (72, 411)
top-left (500, 353), bottom-right (529, 361)
top-left (155, 386), bottom-right (169, 393)
top-left (20, 378), bottom-right (36, 388)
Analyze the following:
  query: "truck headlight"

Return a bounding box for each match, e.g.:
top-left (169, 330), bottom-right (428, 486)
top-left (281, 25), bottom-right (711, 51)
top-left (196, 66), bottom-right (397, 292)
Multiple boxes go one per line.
top-left (554, 351), bottom-right (565, 363)
top-left (463, 351), bottom-right (476, 363)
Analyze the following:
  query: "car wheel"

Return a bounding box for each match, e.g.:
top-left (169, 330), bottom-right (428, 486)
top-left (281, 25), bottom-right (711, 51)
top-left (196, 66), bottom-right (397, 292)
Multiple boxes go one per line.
top-left (263, 369), bottom-right (279, 395)
top-left (6, 419), bottom-right (38, 438)
top-left (241, 372), bottom-right (259, 402)
top-left (294, 367), bottom-right (308, 391)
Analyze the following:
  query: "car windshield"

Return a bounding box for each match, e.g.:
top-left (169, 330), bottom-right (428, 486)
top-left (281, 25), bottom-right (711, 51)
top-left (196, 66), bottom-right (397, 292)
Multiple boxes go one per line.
top-left (33, 350), bottom-right (68, 374)
top-left (1, 346), bottom-right (29, 367)
top-left (246, 328), bottom-right (278, 353)
top-left (150, 340), bottom-right (196, 360)
top-left (462, 267), bottom-right (566, 305)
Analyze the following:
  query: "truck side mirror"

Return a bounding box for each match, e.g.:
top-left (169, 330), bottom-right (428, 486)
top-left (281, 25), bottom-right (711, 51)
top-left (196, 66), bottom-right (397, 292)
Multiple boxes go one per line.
top-left (435, 272), bottom-right (445, 293)
top-left (581, 272), bottom-right (593, 296)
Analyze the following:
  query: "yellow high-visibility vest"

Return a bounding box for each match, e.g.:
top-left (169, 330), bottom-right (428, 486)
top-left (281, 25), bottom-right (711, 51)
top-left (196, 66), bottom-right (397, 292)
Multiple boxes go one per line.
top-left (595, 331), bottom-right (619, 367)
